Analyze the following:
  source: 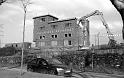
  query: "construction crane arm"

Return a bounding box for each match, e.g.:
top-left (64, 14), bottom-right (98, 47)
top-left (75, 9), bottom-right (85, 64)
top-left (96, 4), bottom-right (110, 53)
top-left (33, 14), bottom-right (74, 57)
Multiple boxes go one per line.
top-left (98, 12), bottom-right (114, 40)
top-left (78, 10), bottom-right (116, 48)
top-left (98, 12), bottom-right (117, 47)
top-left (78, 10), bottom-right (100, 22)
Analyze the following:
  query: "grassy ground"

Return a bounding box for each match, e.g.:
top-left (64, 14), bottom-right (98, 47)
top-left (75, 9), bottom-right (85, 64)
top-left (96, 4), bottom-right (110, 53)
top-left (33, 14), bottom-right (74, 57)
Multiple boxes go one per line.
top-left (83, 65), bottom-right (124, 75)
top-left (0, 68), bottom-right (68, 78)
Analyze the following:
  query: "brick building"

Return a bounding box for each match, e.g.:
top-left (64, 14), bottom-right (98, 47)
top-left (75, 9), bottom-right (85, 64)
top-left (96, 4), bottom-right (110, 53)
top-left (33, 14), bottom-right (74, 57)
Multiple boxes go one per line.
top-left (33, 15), bottom-right (89, 51)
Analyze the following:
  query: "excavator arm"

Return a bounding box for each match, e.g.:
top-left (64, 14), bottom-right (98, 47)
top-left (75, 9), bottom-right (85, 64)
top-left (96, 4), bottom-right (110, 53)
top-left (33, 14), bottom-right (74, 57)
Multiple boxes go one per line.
top-left (78, 10), bottom-right (100, 24)
top-left (98, 12), bottom-right (116, 47)
top-left (78, 10), bottom-right (116, 48)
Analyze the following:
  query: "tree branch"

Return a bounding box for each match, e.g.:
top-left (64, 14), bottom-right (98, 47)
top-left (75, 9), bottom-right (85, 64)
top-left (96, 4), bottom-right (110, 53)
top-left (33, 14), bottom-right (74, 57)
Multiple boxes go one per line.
top-left (110, 0), bottom-right (124, 39)
top-left (118, 0), bottom-right (124, 3)
top-left (0, 0), bottom-right (7, 5)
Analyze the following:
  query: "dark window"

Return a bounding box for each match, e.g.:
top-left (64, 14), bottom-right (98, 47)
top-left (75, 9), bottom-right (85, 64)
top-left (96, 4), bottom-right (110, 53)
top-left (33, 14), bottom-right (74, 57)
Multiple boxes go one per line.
top-left (65, 34), bottom-right (68, 37)
top-left (68, 40), bottom-right (72, 45)
top-left (40, 36), bottom-right (42, 39)
top-left (52, 35), bottom-right (54, 38)
top-left (53, 18), bottom-right (55, 21)
top-left (41, 18), bottom-right (45, 22)
top-left (16, 44), bottom-right (18, 47)
top-left (55, 35), bottom-right (57, 38)
top-left (69, 33), bottom-right (71, 37)
top-left (12, 45), bottom-right (13, 47)
top-left (42, 36), bottom-right (45, 39)
top-left (40, 36), bottom-right (45, 39)
top-left (52, 35), bottom-right (58, 38)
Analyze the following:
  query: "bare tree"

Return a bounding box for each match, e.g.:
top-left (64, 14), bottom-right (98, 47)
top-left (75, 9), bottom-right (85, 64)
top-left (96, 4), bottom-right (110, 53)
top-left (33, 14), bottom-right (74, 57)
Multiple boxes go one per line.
top-left (110, 0), bottom-right (124, 40)
top-left (19, 0), bottom-right (32, 76)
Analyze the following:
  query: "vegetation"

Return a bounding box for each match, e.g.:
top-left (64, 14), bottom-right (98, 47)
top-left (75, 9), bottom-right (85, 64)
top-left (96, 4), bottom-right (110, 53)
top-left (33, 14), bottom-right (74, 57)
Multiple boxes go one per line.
top-left (55, 50), bottom-right (124, 73)
top-left (0, 47), bottom-right (18, 56)
top-left (92, 53), bottom-right (124, 70)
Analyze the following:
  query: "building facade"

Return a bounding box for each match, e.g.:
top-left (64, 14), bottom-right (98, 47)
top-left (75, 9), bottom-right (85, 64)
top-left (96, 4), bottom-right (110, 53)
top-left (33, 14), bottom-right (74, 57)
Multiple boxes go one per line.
top-left (5, 42), bottom-right (31, 50)
top-left (33, 15), bottom-right (89, 51)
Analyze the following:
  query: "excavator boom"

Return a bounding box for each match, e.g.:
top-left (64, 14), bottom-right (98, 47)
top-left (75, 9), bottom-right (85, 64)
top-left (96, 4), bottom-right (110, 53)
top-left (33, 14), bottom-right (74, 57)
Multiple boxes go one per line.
top-left (78, 10), bottom-right (116, 48)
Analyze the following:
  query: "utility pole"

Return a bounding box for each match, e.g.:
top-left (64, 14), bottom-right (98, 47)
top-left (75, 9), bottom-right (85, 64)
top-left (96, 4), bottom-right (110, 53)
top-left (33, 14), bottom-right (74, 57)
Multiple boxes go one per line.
top-left (0, 24), bottom-right (3, 48)
top-left (78, 26), bottom-right (80, 50)
top-left (63, 39), bottom-right (64, 52)
top-left (91, 44), bottom-right (94, 70)
top-left (0, 39), bottom-right (1, 48)
top-left (94, 34), bottom-right (97, 46)
top-left (97, 32), bottom-right (100, 49)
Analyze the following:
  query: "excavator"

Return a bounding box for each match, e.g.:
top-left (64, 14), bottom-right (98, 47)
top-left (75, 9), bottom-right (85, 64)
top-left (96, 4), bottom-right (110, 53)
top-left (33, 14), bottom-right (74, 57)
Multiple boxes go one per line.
top-left (78, 10), bottom-right (117, 48)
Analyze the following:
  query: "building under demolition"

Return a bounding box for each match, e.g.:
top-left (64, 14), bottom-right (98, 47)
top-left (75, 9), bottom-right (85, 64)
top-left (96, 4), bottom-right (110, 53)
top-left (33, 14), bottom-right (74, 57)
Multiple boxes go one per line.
top-left (33, 15), bottom-right (90, 51)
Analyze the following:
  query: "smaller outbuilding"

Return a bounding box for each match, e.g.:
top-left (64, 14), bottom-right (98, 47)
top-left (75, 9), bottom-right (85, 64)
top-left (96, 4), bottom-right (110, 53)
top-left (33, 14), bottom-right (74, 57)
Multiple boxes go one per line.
top-left (5, 42), bottom-right (32, 50)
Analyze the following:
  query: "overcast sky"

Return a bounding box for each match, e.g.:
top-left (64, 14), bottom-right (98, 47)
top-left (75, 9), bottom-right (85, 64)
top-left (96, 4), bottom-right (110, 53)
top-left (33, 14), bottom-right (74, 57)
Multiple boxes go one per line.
top-left (0, 0), bottom-right (123, 46)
